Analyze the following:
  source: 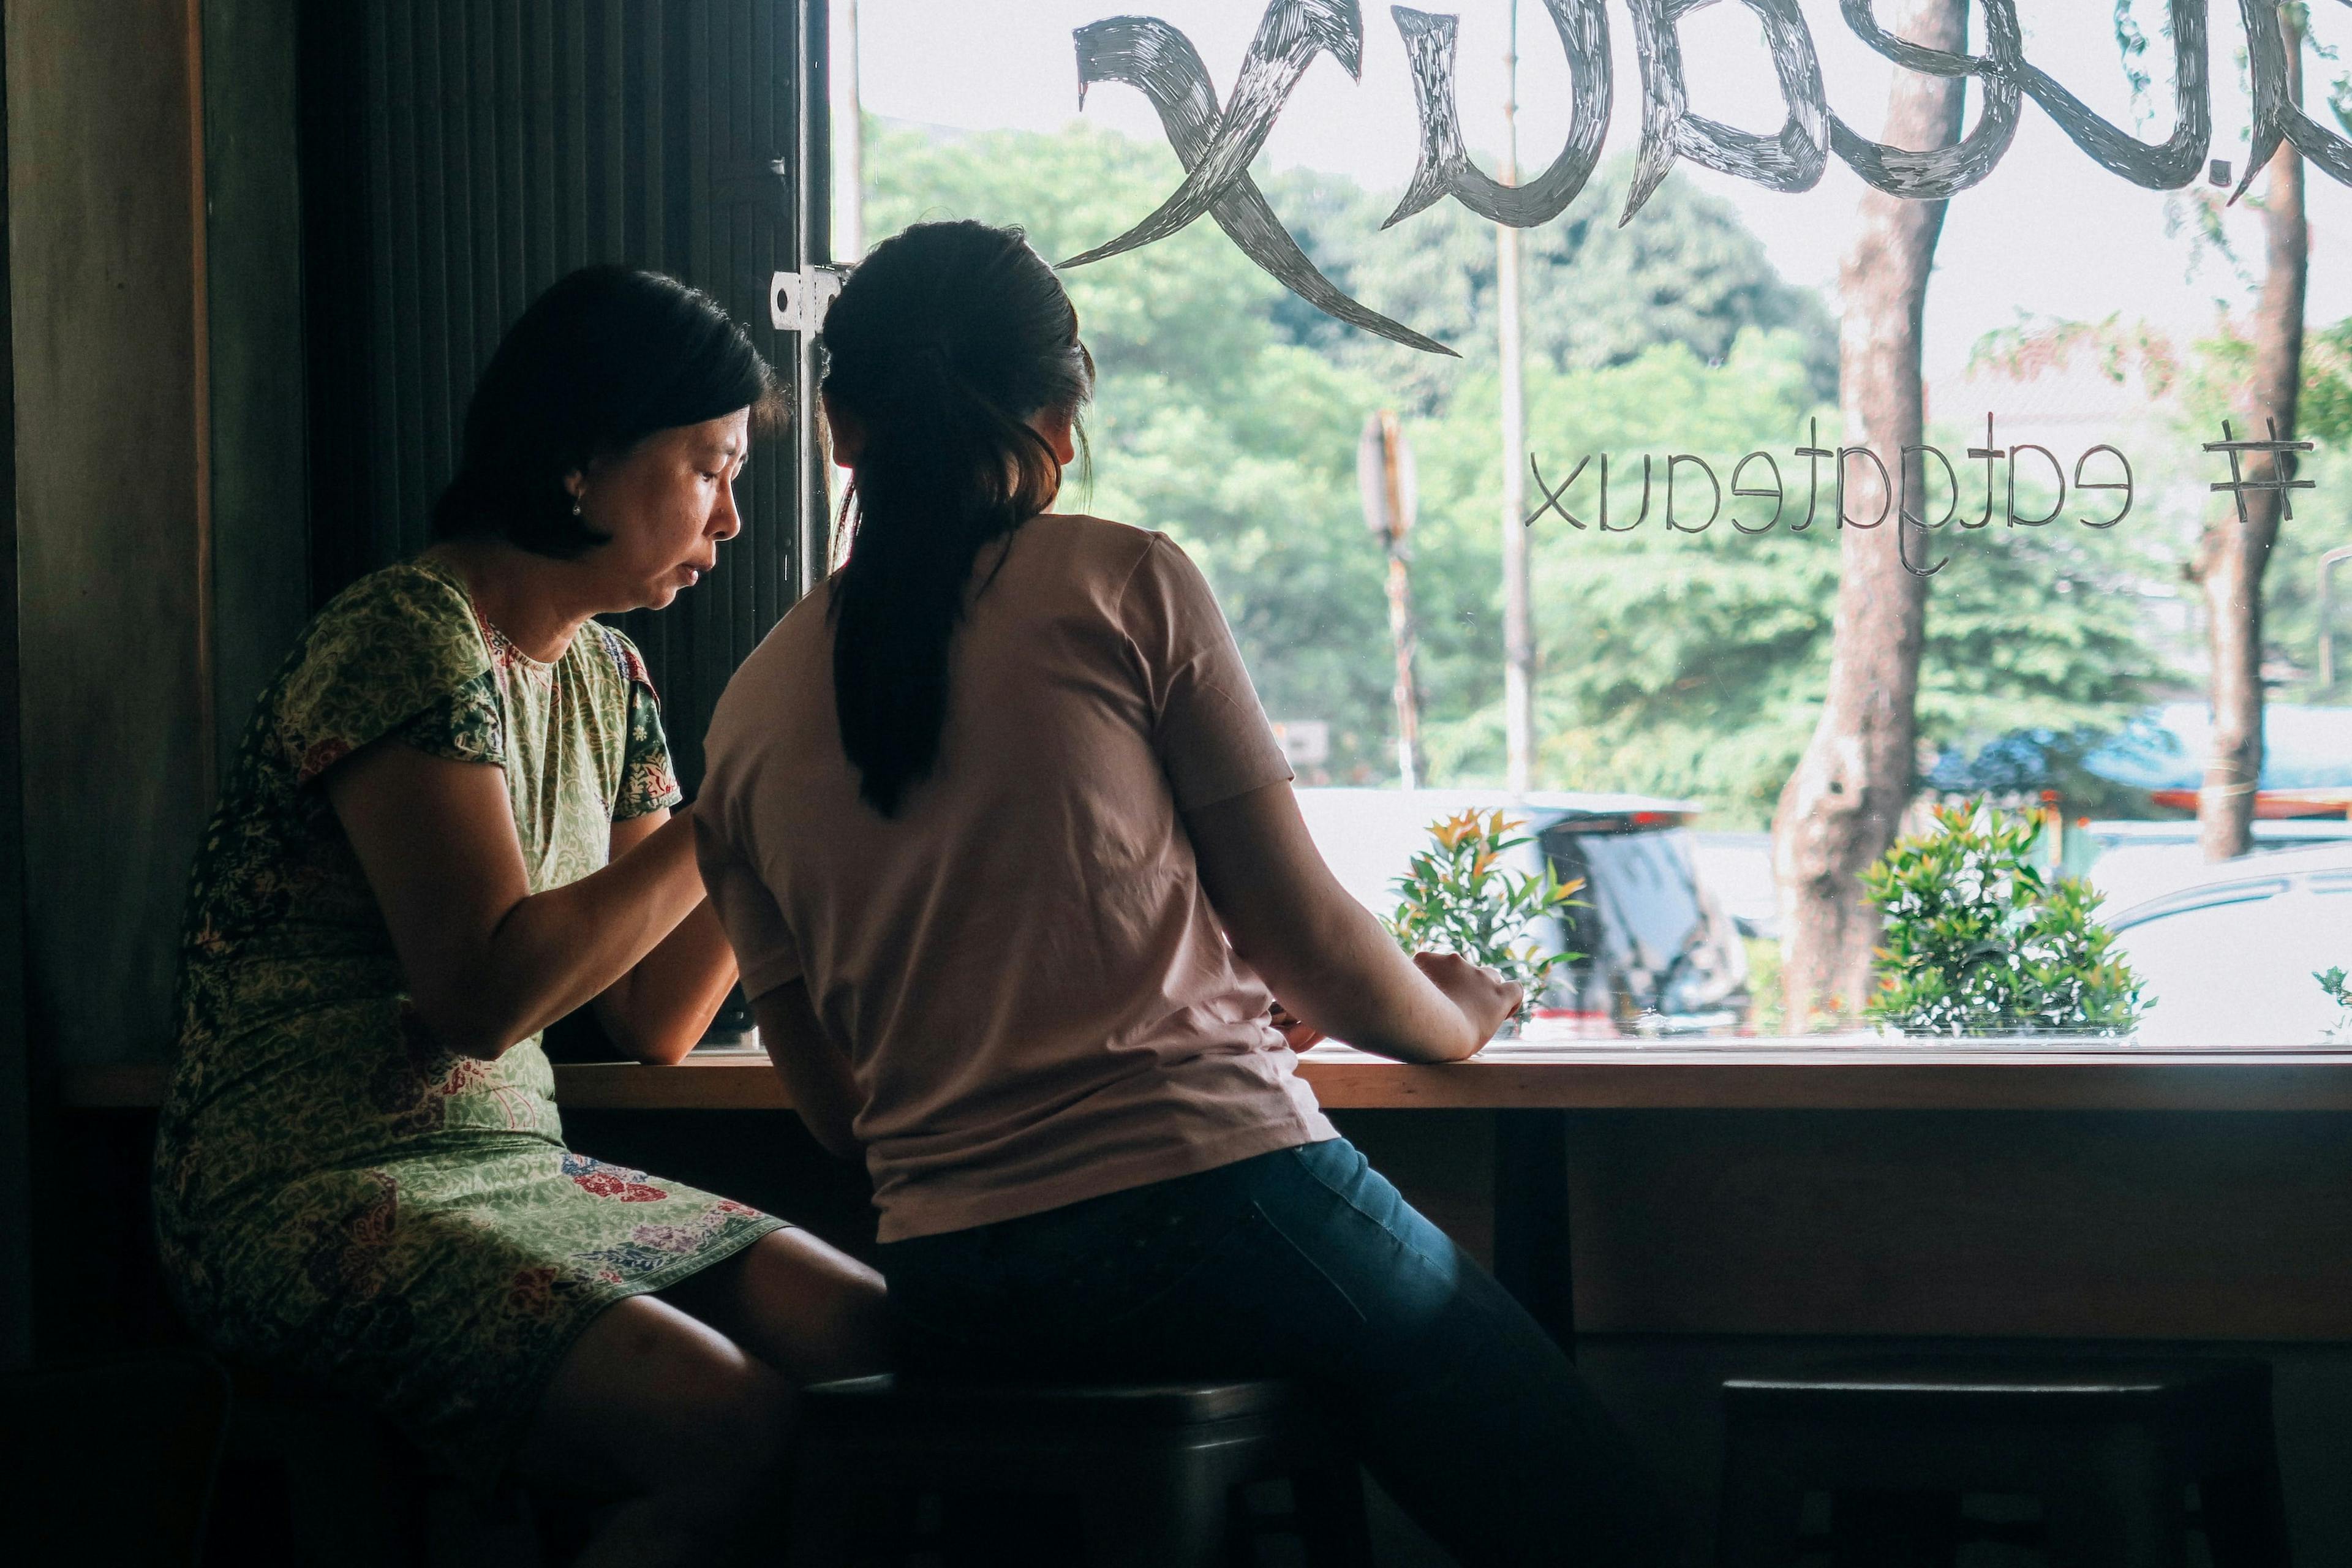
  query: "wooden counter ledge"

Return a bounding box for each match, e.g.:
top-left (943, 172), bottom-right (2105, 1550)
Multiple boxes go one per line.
top-left (59, 1044), bottom-right (2352, 1114)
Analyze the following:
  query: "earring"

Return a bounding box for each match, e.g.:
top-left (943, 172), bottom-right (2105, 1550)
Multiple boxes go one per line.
top-left (571, 499), bottom-right (583, 516)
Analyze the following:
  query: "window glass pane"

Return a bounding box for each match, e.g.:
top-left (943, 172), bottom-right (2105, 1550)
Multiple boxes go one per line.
top-left (847, 0), bottom-right (2352, 1046)
top-left (2111, 874), bottom-right (2350, 1046)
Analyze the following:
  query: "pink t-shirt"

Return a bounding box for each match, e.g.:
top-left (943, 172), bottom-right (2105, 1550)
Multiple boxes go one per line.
top-left (696, 514), bottom-right (1335, 1241)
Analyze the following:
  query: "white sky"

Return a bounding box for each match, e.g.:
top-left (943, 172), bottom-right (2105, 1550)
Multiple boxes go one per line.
top-left (842, 0), bottom-right (2352, 387)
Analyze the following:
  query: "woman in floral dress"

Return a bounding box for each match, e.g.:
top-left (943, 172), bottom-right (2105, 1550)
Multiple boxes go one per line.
top-left (153, 267), bottom-right (886, 1567)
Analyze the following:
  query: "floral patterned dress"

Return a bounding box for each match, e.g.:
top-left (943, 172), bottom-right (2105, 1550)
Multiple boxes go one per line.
top-left (153, 555), bottom-right (783, 1481)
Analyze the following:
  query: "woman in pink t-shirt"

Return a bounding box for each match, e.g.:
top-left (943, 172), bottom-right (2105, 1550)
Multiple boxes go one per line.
top-left (697, 220), bottom-right (1668, 1564)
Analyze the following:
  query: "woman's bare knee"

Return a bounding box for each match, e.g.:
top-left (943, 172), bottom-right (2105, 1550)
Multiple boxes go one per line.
top-left (698, 1230), bottom-right (892, 1382)
top-left (788, 1240), bottom-right (891, 1379)
top-left (521, 1294), bottom-right (792, 1501)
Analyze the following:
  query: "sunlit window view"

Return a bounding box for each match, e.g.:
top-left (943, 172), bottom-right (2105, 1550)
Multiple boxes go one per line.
top-left (843, 0), bottom-right (2352, 1046)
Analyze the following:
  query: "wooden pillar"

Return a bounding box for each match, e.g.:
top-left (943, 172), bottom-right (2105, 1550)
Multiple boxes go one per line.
top-left (0, 0), bottom-right (27, 1363)
top-left (5, 0), bottom-right (213, 1071)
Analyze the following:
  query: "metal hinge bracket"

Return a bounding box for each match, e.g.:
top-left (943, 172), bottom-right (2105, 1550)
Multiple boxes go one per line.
top-left (770, 264), bottom-right (850, 333)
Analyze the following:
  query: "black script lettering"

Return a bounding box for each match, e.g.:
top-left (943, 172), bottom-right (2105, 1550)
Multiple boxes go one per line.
top-left (1063, 0), bottom-right (1362, 269)
top-left (2015, 0), bottom-right (2211, 189)
top-left (2007, 442), bottom-right (2066, 527)
top-left (2075, 444), bottom-right (2134, 529)
top-left (2204, 417), bottom-right (2316, 526)
top-left (1526, 452), bottom-right (1589, 529)
top-left (1900, 442), bottom-right (1960, 531)
top-left (1793, 419), bottom-right (1832, 530)
top-left (1599, 454), bottom-right (1654, 532)
top-left (1898, 443), bottom-right (1957, 576)
top-left (1838, 446), bottom-right (1893, 529)
top-left (2237, 0), bottom-right (2352, 198)
top-left (1621, 0), bottom-right (1827, 224)
top-left (1898, 520), bottom-right (1948, 577)
top-left (1072, 14), bottom-right (1452, 355)
top-left (1665, 453), bottom-right (1722, 532)
top-left (1388, 0), bottom-right (1610, 229)
top-left (1828, 0), bottom-right (2023, 199)
top-left (1730, 451), bottom-right (1785, 533)
top-left (1965, 414), bottom-right (2002, 529)
top-left (1068, 1), bottom-right (2352, 355)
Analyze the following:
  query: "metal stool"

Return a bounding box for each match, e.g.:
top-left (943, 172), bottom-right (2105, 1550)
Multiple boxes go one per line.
top-left (786, 1374), bottom-right (1372, 1567)
top-left (1715, 1355), bottom-right (2291, 1567)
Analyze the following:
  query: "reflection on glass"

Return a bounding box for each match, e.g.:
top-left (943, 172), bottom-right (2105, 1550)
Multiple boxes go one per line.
top-left (2107, 856), bottom-right (2352, 1048)
top-left (852, 0), bottom-right (2352, 1050)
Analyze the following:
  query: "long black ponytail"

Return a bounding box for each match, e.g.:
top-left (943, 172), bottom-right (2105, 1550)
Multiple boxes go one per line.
top-left (820, 221), bottom-right (1093, 816)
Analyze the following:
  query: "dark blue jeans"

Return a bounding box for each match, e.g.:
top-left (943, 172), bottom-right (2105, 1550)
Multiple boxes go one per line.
top-left (879, 1138), bottom-right (1672, 1566)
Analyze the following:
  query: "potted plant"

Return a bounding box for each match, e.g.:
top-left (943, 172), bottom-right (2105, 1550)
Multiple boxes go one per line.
top-left (1387, 809), bottom-right (1583, 1036)
top-left (2321, 968), bottom-right (2351, 1044)
top-left (1863, 799), bottom-right (2145, 1038)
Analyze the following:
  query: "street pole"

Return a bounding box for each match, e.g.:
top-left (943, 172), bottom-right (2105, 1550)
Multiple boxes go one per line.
top-left (1360, 412), bottom-right (1425, 789)
top-left (1498, 0), bottom-right (1534, 796)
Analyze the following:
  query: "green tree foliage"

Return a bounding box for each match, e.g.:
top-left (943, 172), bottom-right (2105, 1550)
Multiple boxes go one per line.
top-left (1981, 309), bottom-right (2352, 708)
top-left (1863, 801), bottom-right (2145, 1035)
top-left (1259, 157), bottom-right (1838, 409)
top-left (858, 125), bottom-right (1846, 783)
top-left (1413, 333), bottom-right (1839, 812)
top-left (2322, 967), bottom-right (2351, 1043)
top-left (865, 121), bottom-right (1403, 771)
top-left (1417, 342), bottom-right (2164, 818)
top-left (2178, 317), bottom-right (2352, 704)
top-left (862, 118), bottom-right (2162, 813)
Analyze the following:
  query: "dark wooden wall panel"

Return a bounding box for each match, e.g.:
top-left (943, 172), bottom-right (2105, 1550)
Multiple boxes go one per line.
top-left (8, 0), bottom-right (212, 1069)
top-left (298, 0), bottom-right (809, 790)
top-left (0, 0), bottom-right (28, 1360)
top-left (1560, 1109), bottom-right (2352, 1340)
top-left (203, 0), bottom-right (312, 780)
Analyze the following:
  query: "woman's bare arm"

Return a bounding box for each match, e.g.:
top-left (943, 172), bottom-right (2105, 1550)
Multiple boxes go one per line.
top-left (1182, 780), bottom-right (1519, 1063)
top-left (750, 981), bottom-right (862, 1159)
top-left (327, 741), bottom-right (711, 1060)
top-left (592, 809), bottom-right (741, 1065)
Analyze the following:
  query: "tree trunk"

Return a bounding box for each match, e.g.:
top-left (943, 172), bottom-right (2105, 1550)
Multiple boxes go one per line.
top-left (2193, 10), bottom-right (2307, 862)
top-left (1771, 0), bottom-right (1967, 1030)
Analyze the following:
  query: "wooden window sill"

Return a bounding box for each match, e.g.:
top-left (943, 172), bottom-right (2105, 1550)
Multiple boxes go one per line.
top-left (57, 1044), bottom-right (2352, 1114)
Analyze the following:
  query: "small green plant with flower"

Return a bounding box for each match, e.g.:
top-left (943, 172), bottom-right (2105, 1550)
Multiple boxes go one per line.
top-left (2321, 967), bottom-right (2351, 1042)
top-left (1386, 809), bottom-right (1584, 1020)
top-left (1863, 799), bottom-right (2144, 1036)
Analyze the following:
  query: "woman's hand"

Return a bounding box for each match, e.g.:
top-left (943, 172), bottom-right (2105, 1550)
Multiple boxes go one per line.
top-left (1183, 782), bottom-right (1502, 1065)
top-left (1268, 999), bottom-right (1324, 1052)
top-left (1264, 966), bottom-right (1511, 1057)
top-left (750, 980), bottom-right (863, 1161)
top-left (592, 804), bottom-right (741, 1065)
top-left (1411, 952), bottom-right (1521, 1051)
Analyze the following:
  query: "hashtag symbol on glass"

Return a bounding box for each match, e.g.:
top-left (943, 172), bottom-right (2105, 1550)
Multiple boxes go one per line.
top-left (2203, 418), bottom-right (2316, 529)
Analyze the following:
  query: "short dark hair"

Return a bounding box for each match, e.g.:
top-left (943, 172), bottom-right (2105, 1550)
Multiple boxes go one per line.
top-left (432, 265), bottom-right (783, 557)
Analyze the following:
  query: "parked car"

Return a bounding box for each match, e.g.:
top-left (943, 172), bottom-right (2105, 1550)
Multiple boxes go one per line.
top-left (1689, 830), bottom-right (1778, 939)
top-left (1292, 788), bottom-right (1750, 1037)
top-left (2104, 845), bottom-right (2352, 1047)
top-left (2084, 818), bottom-right (2352, 915)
